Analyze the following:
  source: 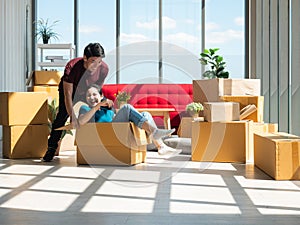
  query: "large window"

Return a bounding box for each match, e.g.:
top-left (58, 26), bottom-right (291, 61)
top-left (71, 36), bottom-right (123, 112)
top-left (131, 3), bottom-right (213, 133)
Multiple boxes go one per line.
top-left (36, 0), bottom-right (245, 82)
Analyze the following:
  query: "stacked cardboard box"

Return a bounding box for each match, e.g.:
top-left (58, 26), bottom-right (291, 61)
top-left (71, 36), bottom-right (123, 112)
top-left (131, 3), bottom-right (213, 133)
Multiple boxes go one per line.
top-left (31, 71), bottom-right (62, 106)
top-left (76, 122), bottom-right (150, 165)
top-left (0, 92), bottom-right (48, 158)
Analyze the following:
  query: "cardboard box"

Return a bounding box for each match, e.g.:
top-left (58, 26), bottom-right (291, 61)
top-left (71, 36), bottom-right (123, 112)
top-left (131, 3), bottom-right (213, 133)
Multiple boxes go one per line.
top-left (247, 122), bottom-right (277, 164)
top-left (34, 71), bottom-right (63, 85)
top-left (178, 117), bottom-right (193, 138)
top-left (3, 124), bottom-right (48, 159)
top-left (220, 95), bottom-right (264, 122)
top-left (0, 92), bottom-right (48, 126)
top-left (254, 132), bottom-right (300, 180)
top-left (192, 121), bottom-right (249, 162)
top-left (33, 85), bottom-right (59, 105)
top-left (203, 102), bottom-right (240, 122)
top-left (76, 122), bottom-right (150, 165)
top-left (193, 79), bottom-right (261, 103)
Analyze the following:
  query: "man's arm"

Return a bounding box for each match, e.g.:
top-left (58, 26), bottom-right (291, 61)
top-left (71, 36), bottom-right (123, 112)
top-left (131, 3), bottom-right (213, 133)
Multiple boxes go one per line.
top-left (63, 81), bottom-right (78, 127)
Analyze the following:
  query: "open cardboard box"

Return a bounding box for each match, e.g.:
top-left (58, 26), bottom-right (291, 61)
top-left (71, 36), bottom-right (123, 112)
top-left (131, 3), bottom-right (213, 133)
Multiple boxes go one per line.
top-left (59, 122), bottom-right (151, 165)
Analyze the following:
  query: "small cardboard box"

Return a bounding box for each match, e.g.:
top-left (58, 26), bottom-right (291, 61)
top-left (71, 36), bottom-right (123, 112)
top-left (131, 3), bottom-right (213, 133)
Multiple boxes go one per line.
top-left (0, 92), bottom-right (48, 126)
top-left (220, 95), bottom-right (264, 122)
top-left (3, 124), bottom-right (48, 159)
top-left (178, 117), bottom-right (193, 138)
top-left (193, 79), bottom-right (261, 103)
top-left (76, 122), bottom-right (150, 165)
top-left (203, 102), bottom-right (240, 122)
top-left (192, 120), bottom-right (249, 162)
top-left (254, 132), bottom-right (300, 180)
top-left (34, 71), bottom-right (63, 85)
top-left (33, 85), bottom-right (59, 105)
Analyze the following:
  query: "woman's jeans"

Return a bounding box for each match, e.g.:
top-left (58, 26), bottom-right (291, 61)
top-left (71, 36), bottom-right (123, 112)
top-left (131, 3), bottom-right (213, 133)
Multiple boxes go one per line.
top-left (112, 104), bottom-right (157, 129)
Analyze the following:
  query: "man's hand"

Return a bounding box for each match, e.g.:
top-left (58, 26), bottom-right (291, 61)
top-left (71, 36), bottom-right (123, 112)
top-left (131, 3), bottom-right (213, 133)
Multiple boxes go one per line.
top-left (71, 113), bottom-right (79, 129)
top-left (106, 99), bottom-right (114, 108)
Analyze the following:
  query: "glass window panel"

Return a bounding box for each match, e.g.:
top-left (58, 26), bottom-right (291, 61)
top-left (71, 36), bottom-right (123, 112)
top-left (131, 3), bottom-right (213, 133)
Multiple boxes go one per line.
top-left (37, 0), bottom-right (74, 44)
top-left (205, 0), bottom-right (245, 78)
top-left (79, 0), bottom-right (116, 83)
top-left (120, 0), bottom-right (159, 84)
top-left (162, 0), bottom-right (202, 83)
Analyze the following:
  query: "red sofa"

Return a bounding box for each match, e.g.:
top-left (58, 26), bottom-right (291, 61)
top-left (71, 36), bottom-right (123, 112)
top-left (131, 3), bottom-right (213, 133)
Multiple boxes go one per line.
top-left (102, 84), bottom-right (193, 131)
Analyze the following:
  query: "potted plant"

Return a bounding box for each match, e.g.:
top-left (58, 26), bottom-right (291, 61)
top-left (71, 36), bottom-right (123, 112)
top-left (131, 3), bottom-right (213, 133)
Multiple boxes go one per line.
top-left (199, 48), bottom-right (229, 79)
top-left (186, 102), bottom-right (204, 118)
top-left (35, 18), bottom-right (60, 44)
top-left (48, 98), bottom-right (73, 155)
top-left (115, 91), bottom-right (131, 108)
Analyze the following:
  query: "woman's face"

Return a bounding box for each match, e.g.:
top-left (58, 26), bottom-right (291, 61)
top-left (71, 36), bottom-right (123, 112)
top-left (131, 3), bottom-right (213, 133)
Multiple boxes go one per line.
top-left (86, 87), bottom-right (102, 107)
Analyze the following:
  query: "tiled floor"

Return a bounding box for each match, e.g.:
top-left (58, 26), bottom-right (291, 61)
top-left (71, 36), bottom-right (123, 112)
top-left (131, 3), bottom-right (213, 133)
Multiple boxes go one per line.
top-left (0, 148), bottom-right (300, 225)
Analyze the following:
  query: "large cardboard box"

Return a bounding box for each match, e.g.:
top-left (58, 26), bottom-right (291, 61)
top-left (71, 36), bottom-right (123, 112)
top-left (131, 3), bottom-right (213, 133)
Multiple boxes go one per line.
top-left (220, 95), bottom-right (264, 122)
top-left (254, 132), bottom-right (300, 180)
top-left (193, 79), bottom-right (261, 103)
top-left (247, 122), bottom-right (278, 164)
top-left (203, 102), bottom-right (240, 122)
top-left (33, 85), bottom-right (59, 105)
top-left (34, 71), bottom-right (63, 85)
top-left (3, 124), bottom-right (48, 159)
top-left (192, 121), bottom-right (249, 162)
top-left (0, 92), bottom-right (48, 126)
top-left (76, 122), bottom-right (150, 165)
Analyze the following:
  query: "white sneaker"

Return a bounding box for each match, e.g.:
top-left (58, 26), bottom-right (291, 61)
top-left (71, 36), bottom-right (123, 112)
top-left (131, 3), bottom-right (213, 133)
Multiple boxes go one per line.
top-left (152, 128), bottom-right (175, 140)
top-left (158, 145), bottom-right (182, 156)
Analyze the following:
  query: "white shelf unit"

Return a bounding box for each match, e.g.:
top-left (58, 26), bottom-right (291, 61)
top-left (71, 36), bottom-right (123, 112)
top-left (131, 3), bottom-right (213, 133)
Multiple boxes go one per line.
top-left (36, 43), bottom-right (75, 70)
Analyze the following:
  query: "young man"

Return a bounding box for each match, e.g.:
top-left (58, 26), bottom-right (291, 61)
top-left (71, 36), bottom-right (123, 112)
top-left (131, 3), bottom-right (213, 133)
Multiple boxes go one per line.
top-left (43, 43), bottom-right (112, 162)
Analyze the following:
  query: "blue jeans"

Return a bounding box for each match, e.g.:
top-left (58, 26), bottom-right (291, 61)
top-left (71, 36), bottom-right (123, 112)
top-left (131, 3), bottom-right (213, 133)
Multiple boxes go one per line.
top-left (112, 104), bottom-right (157, 129)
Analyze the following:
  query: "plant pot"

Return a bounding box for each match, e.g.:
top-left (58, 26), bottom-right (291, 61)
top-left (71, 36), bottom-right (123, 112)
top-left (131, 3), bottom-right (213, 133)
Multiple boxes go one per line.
top-left (43, 37), bottom-right (49, 44)
top-left (188, 110), bottom-right (199, 118)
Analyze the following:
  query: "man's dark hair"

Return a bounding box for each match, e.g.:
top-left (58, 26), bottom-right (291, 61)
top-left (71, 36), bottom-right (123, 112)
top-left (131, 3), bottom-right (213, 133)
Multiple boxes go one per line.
top-left (84, 43), bottom-right (105, 59)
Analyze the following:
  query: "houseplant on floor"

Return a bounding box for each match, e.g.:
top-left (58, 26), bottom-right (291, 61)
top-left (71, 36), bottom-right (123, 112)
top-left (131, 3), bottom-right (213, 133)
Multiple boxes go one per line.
top-left (199, 48), bottom-right (229, 79)
top-left (35, 18), bottom-right (60, 44)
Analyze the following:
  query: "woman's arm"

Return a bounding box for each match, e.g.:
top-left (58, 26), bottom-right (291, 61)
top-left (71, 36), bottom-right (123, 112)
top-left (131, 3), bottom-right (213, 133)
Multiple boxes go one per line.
top-left (78, 100), bottom-right (109, 125)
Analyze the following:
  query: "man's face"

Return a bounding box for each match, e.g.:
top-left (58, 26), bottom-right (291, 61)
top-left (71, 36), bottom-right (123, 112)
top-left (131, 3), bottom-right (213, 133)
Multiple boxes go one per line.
top-left (85, 56), bottom-right (102, 73)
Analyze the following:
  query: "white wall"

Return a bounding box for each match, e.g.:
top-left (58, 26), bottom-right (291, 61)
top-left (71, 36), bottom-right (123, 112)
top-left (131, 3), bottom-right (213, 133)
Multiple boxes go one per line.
top-left (0, 0), bottom-right (32, 140)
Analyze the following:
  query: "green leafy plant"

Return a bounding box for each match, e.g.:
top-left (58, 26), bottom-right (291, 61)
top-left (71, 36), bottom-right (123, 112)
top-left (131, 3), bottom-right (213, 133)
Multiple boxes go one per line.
top-left (115, 91), bottom-right (131, 103)
top-left (199, 48), bottom-right (229, 79)
top-left (186, 102), bottom-right (204, 115)
top-left (48, 98), bottom-right (73, 139)
top-left (35, 18), bottom-right (60, 44)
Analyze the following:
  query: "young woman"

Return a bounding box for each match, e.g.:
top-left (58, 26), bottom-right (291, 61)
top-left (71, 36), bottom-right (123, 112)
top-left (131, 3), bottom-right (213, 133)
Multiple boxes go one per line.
top-left (78, 84), bottom-right (181, 155)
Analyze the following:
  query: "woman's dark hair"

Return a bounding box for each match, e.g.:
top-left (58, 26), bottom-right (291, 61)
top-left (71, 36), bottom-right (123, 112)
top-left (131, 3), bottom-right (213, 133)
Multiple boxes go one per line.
top-left (87, 84), bottom-right (103, 95)
top-left (84, 43), bottom-right (105, 59)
